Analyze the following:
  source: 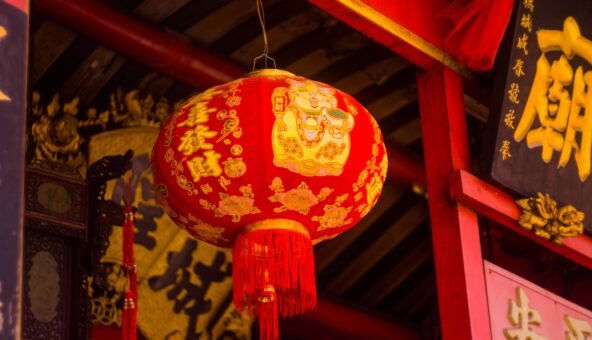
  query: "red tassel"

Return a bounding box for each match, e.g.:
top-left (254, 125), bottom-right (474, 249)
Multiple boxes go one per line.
top-left (257, 293), bottom-right (279, 340)
top-left (122, 170), bottom-right (137, 340)
top-left (233, 221), bottom-right (316, 340)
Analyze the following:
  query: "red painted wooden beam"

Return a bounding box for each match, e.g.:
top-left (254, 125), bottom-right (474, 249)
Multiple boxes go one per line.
top-left (281, 298), bottom-right (420, 339)
top-left (417, 66), bottom-right (491, 340)
top-left (450, 169), bottom-right (592, 270)
top-left (33, 0), bottom-right (244, 89)
top-left (308, 0), bottom-right (446, 71)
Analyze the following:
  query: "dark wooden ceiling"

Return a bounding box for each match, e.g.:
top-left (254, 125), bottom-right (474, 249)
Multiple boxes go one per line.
top-left (29, 0), bottom-right (591, 338)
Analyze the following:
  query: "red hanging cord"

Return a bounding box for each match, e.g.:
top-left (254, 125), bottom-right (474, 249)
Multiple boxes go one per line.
top-left (122, 169), bottom-right (137, 340)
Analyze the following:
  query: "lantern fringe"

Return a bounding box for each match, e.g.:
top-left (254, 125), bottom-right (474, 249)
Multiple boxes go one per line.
top-left (232, 227), bottom-right (316, 339)
top-left (257, 296), bottom-right (279, 340)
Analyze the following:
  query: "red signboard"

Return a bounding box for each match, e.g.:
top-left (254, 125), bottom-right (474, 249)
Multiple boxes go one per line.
top-left (485, 261), bottom-right (591, 339)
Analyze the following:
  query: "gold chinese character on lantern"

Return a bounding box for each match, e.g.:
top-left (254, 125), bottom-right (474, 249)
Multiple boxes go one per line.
top-left (178, 125), bottom-right (218, 156)
top-left (514, 17), bottom-right (592, 182)
top-left (504, 287), bottom-right (546, 340)
top-left (187, 150), bottom-right (222, 182)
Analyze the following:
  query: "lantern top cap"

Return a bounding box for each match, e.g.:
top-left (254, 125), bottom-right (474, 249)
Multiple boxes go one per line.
top-left (247, 68), bottom-right (295, 78)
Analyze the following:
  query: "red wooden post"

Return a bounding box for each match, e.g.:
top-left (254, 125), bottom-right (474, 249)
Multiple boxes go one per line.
top-left (417, 66), bottom-right (491, 340)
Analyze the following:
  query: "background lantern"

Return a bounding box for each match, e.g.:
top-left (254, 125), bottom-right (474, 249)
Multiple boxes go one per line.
top-left (152, 69), bottom-right (388, 339)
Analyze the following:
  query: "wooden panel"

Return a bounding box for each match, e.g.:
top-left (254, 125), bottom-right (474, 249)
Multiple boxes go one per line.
top-left (0, 3), bottom-right (27, 338)
top-left (325, 202), bottom-right (428, 294)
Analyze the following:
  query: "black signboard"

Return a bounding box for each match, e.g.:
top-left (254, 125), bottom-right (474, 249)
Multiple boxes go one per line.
top-left (484, 0), bottom-right (592, 233)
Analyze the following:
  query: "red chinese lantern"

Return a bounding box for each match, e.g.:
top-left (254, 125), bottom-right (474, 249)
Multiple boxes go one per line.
top-left (152, 69), bottom-right (387, 339)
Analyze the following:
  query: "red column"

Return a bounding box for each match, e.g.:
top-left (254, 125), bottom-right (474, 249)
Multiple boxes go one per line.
top-left (417, 66), bottom-right (491, 340)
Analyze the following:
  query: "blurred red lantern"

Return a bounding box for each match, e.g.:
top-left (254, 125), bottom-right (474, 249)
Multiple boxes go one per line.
top-left (152, 69), bottom-right (387, 339)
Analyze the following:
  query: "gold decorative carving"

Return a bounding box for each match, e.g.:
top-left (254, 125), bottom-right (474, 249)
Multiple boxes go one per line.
top-left (88, 265), bottom-right (125, 327)
top-left (31, 93), bottom-right (85, 169)
top-left (516, 193), bottom-right (584, 244)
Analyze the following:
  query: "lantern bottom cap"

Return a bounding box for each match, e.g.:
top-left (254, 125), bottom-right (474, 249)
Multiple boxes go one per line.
top-left (241, 218), bottom-right (310, 238)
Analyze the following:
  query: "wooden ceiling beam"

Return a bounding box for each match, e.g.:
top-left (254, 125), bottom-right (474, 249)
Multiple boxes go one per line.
top-left (307, 0), bottom-right (468, 75)
top-left (325, 202), bottom-right (428, 295)
top-left (34, 0), bottom-right (244, 90)
top-left (360, 239), bottom-right (432, 307)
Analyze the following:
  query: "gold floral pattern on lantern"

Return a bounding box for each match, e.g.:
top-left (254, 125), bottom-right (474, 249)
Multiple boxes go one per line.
top-left (185, 214), bottom-right (229, 243)
top-left (311, 234), bottom-right (338, 245)
top-left (216, 109), bottom-right (242, 143)
top-left (315, 142), bottom-right (346, 160)
top-left (163, 115), bottom-right (198, 196)
top-left (277, 135), bottom-right (303, 157)
top-left (313, 194), bottom-right (353, 231)
top-left (231, 144), bottom-right (243, 156)
top-left (268, 177), bottom-right (332, 215)
top-left (200, 184), bottom-right (213, 194)
top-left (271, 78), bottom-right (354, 177)
top-left (352, 117), bottom-right (386, 217)
top-left (223, 157), bottom-right (247, 178)
top-left (200, 184), bottom-right (260, 222)
top-left (222, 79), bottom-right (243, 108)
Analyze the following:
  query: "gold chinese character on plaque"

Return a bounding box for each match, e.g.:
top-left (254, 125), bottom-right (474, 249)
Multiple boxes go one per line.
top-left (523, 0), bottom-right (534, 12)
top-left (508, 83), bottom-right (521, 104)
top-left (0, 26), bottom-right (10, 102)
top-left (505, 109), bottom-right (516, 129)
top-left (504, 287), bottom-right (546, 340)
top-left (500, 140), bottom-right (512, 160)
top-left (514, 17), bottom-right (592, 181)
top-left (565, 315), bottom-right (591, 340)
top-left (517, 33), bottom-right (529, 55)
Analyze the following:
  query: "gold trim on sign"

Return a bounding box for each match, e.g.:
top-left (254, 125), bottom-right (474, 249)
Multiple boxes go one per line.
top-left (243, 219), bottom-right (310, 237)
top-left (334, 0), bottom-right (470, 77)
top-left (246, 69), bottom-right (296, 78)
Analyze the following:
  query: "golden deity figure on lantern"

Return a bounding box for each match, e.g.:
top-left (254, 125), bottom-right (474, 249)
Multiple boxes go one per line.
top-left (271, 78), bottom-right (355, 177)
